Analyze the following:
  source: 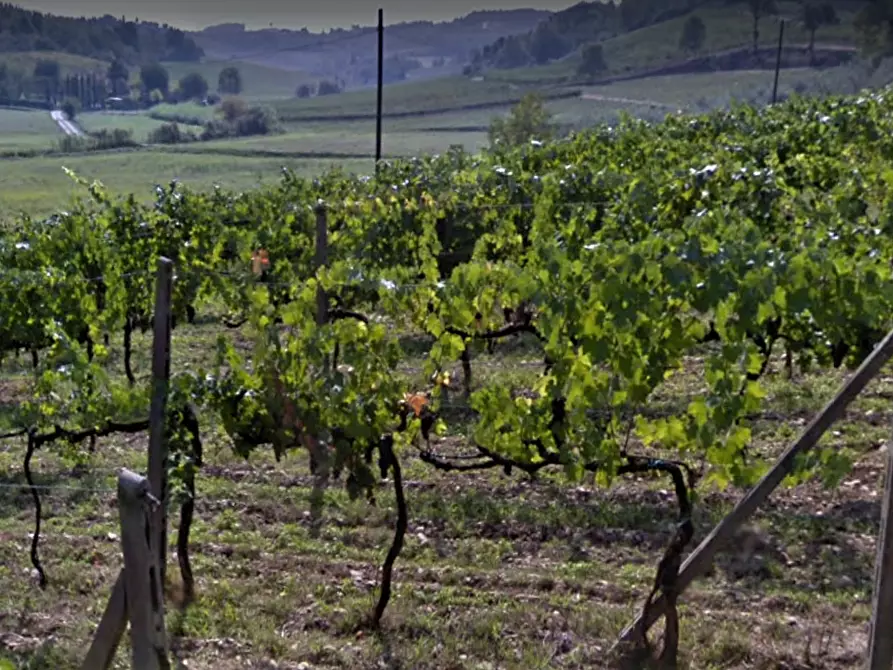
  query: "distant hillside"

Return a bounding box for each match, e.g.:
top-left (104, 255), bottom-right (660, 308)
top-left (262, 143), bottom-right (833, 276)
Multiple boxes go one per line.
top-left (467, 0), bottom-right (700, 72)
top-left (468, 0), bottom-right (865, 76)
top-left (191, 9), bottom-right (551, 87)
top-left (0, 3), bottom-right (204, 64)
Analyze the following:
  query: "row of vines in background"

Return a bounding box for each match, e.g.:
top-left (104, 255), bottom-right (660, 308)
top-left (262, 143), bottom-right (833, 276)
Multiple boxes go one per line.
top-left (3, 88), bottom-right (893, 660)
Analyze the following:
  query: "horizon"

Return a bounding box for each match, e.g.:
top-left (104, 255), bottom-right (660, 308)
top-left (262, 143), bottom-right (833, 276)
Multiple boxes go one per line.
top-left (9, 1), bottom-right (579, 31)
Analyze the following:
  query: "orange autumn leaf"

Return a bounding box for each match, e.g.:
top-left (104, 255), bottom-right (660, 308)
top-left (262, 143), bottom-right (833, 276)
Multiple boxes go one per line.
top-left (404, 392), bottom-right (429, 417)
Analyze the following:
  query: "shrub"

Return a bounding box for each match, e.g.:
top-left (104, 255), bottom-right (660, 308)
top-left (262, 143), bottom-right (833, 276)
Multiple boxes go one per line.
top-left (148, 122), bottom-right (197, 144)
top-left (219, 96), bottom-right (249, 122)
top-left (317, 79), bottom-right (341, 96)
top-left (57, 128), bottom-right (136, 153)
top-left (488, 93), bottom-right (555, 148)
top-left (202, 100), bottom-right (282, 140)
top-left (61, 97), bottom-right (80, 120)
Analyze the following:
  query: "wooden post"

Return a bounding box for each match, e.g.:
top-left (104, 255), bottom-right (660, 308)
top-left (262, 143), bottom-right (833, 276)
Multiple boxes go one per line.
top-left (375, 8), bottom-right (384, 173)
top-left (868, 437), bottom-right (893, 669)
top-left (771, 19), bottom-right (784, 104)
top-left (147, 257), bottom-right (173, 584)
top-left (613, 326), bottom-right (893, 650)
top-left (315, 206), bottom-right (328, 326)
top-left (81, 469), bottom-right (170, 670)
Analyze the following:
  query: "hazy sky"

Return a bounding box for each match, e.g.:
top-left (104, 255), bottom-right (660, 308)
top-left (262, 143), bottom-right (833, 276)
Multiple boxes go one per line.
top-left (13, 0), bottom-right (579, 30)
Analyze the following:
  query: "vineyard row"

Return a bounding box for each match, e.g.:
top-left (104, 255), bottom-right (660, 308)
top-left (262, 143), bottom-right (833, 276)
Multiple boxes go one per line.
top-left (2, 88), bottom-right (893, 660)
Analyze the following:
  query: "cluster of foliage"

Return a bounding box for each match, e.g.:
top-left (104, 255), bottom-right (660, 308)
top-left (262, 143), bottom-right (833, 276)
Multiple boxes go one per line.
top-left (146, 96), bottom-right (281, 144)
top-left (4, 87), bottom-right (893, 641)
top-left (200, 97), bottom-right (282, 140)
top-left (296, 79), bottom-right (344, 98)
top-left (57, 128), bottom-right (137, 153)
top-left (0, 5), bottom-right (203, 62)
top-left (488, 92), bottom-right (556, 147)
top-left (5, 87), bottom-right (893, 494)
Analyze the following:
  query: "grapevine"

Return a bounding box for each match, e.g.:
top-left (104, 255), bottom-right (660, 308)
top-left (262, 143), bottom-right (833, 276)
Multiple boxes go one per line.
top-left (1, 89), bottom-right (893, 648)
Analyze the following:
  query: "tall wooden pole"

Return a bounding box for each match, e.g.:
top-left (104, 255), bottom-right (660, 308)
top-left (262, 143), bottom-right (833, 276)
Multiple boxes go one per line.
top-left (771, 20), bottom-right (785, 104)
top-left (375, 8), bottom-right (384, 173)
top-left (147, 257), bottom-right (173, 584)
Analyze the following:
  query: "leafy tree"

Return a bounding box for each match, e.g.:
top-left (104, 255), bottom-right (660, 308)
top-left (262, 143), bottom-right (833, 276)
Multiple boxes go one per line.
top-left (106, 59), bottom-right (129, 96)
top-left (801, 2), bottom-right (839, 63)
top-left (218, 66), bottom-right (242, 95)
top-left (317, 79), bottom-right (341, 95)
top-left (140, 62), bottom-right (169, 95)
top-left (577, 44), bottom-right (607, 77)
top-left (739, 0), bottom-right (777, 55)
top-left (33, 58), bottom-right (60, 82)
top-left (494, 35), bottom-right (530, 68)
top-left (178, 72), bottom-right (209, 101)
top-left (219, 96), bottom-right (248, 123)
top-left (61, 97), bottom-right (80, 120)
top-left (488, 92), bottom-right (555, 148)
top-left (296, 83), bottom-right (313, 98)
top-left (679, 15), bottom-right (707, 53)
top-left (527, 23), bottom-right (570, 64)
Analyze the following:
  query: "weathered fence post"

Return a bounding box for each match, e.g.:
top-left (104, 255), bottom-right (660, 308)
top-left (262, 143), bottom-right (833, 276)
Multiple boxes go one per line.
top-left (868, 435), bottom-right (893, 669)
top-left (81, 468), bottom-right (170, 670)
top-left (613, 326), bottom-right (893, 651)
top-left (147, 257), bottom-right (173, 584)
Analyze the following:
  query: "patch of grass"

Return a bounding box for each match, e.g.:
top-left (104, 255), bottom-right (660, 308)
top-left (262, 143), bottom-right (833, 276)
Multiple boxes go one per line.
top-left (0, 108), bottom-right (60, 152)
top-left (270, 76), bottom-right (570, 121)
top-left (167, 128), bottom-right (490, 158)
top-left (0, 151), bottom-right (371, 220)
top-left (159, 60), bottom-right (315, 100)
top-left (148, 102), bottom-right (218, 124)
top-left (76, 112), bottom-right (203, 143)
top-left (0, 314), bottom-right (886, 668)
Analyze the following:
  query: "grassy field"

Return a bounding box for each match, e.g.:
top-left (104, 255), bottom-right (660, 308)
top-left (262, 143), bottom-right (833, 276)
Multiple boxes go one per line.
top-left (159, 60), bottom-right (316, 100)
top-left (170, 128), bottom-right (491, 158)
top-left (269, 76), bottom-right (561, 121)
top-left (487, 2), bottom-right (858, 84)
top-left (0, 60), bottom-right (881, 221)
top-left (0, 313), bottom-right (883, 669)
top-left (0, 151), bottom-right (371, 219)
top-left (0, 108), bottom-right (61, 152)
top-left (76, 111), bottom-right (205, 143)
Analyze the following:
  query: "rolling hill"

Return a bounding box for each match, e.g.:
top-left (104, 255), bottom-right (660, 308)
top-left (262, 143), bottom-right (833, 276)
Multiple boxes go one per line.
top-left (0, 4), bottom-right (203, 64)
top-left (190, 9), bottom-right (553, 86)
top-left (470, 0), bottom-right (864, 82)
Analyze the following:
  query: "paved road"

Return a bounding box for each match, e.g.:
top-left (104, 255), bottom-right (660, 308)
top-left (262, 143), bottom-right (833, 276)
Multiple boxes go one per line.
top-left (50, 109), bottom-right (84, 136)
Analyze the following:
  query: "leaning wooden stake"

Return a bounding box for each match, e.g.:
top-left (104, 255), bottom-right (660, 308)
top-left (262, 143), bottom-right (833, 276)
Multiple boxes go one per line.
top-left (613, 326), bottom-right (893, 651)
top-left (81, 469), bottom-right (170, 670)
top-left (147, 257), bottom-right (174, 584)
top-left (867, 430), bottom-right (893, 669)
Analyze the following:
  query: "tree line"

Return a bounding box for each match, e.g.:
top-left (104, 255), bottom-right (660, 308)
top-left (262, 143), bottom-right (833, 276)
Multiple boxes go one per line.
top-left (0, 57), bottom-right (244, 111)
top-left (0, 3), bottom-right (203, 63)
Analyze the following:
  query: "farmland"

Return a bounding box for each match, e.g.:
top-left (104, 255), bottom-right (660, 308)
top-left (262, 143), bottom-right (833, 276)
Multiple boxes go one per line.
top-left (0, 53), bottom-right (880, 222)
top-left (0, 87), bottom-right (892, 669)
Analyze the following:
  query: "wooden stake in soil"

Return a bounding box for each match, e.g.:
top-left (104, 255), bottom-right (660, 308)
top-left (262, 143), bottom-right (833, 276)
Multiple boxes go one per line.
top-left (868, 434), bottom-right (893, 669)
top-left (81, 469), bottom-right (170, 670)
top-left (613, 326), bottom-right (893, 650)
top-left (147, 257), bottom-right (173, 584)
